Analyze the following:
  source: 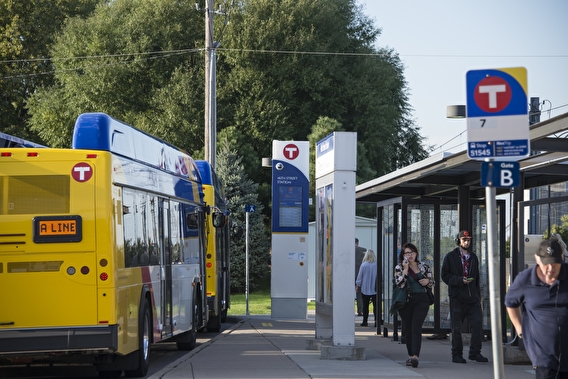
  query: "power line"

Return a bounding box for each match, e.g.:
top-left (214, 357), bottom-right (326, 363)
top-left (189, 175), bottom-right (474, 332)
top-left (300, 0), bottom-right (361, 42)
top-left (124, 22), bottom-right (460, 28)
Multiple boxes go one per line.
top-left (0, 48), bottom-right (203, 65)
top-left (0, 49), bottom-right (203, 80)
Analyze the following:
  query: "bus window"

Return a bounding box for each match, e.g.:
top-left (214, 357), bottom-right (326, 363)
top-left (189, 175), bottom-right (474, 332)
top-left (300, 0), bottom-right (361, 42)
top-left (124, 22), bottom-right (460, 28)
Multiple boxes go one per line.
top-left (183, 205), bottom-right (200, 264)
top-left (170, 201), bottom-right (182, 264)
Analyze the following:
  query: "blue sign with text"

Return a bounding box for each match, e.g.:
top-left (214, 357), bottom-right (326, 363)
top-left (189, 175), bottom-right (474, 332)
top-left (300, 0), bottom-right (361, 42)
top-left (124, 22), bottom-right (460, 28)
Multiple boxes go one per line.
top-left (480, 161), bottom-right (520, 188)
top-left (466, 67), bottom-right (529, 160)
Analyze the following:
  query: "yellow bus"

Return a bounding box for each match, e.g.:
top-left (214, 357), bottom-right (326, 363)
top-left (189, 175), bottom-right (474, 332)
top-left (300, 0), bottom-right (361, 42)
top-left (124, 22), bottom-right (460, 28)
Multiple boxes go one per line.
top-left (196, 161), bottom-right (230, 332)
top-left (0, 113), bottom-right (225, 377)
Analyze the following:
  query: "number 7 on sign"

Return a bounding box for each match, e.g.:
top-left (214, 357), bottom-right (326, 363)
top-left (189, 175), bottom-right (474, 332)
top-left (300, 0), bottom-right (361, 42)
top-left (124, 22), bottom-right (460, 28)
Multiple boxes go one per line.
top-left (470, 117), bottom-right (497, 130)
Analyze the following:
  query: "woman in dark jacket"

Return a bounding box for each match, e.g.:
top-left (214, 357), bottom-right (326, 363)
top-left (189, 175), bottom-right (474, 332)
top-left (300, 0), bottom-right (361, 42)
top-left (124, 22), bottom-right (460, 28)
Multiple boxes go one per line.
top-left (394, 242), bottom-right (434, 368)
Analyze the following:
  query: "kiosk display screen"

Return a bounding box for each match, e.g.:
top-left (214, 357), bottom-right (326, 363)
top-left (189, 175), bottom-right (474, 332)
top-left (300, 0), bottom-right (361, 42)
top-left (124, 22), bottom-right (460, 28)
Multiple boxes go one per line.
top-left (278, 186), bottom-right (303, 228)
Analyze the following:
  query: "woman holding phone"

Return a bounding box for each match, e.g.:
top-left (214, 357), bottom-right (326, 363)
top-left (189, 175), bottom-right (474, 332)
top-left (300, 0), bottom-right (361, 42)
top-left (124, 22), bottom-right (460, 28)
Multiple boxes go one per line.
top-left (394, 242), bottom-right (434, 368)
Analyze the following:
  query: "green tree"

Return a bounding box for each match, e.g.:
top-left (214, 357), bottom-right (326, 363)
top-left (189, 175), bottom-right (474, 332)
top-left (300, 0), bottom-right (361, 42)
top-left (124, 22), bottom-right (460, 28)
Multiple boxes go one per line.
top-left (218, 0), bottom-right (430, 218)
top-left (25, 0), bottom-right (430, 222)
top-left (26, 0), bottom-right (204, 152)
top-left (216, 138), bottom-right (271, 292)
top-left (544, 214), bottom-right (568, 248)
top-left (0, 0), bottom-right (99, 142)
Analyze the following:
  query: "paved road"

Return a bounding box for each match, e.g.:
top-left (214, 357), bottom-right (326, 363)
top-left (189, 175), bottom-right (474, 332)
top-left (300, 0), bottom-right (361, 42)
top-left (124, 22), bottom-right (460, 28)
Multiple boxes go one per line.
top-left (0, 322), bottom-right (234, 379)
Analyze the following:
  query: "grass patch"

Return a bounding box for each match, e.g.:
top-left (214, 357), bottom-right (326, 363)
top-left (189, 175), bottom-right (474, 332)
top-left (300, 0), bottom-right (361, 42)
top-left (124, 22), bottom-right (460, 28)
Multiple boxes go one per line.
top-left (228, 290), bottom-right (316, 315)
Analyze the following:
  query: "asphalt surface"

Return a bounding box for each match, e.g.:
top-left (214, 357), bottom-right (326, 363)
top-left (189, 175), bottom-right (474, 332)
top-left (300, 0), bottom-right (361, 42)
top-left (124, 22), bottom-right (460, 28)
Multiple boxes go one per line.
top-left (148, 312), bottom-right (536, 379)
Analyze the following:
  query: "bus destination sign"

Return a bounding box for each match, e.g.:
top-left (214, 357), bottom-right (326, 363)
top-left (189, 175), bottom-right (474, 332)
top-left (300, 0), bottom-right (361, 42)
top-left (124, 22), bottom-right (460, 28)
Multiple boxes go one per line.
top-left (33, 215), bottom-right (82, 243)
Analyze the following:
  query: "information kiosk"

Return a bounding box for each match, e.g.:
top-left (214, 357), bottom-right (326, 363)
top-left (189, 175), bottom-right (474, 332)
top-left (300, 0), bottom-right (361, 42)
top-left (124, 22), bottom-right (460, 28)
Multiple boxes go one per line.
top-left (270, 140), bottom-right (310, 318)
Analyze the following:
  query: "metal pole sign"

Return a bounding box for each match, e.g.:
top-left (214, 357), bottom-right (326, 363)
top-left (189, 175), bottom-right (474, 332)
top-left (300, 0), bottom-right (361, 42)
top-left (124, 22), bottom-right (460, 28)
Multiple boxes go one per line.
top-left (466, 67), bottom-right (528, 379)
top-left (466, 67), bottom-right (529, 160)
top-left (245, 205), bottom-right (255, 315)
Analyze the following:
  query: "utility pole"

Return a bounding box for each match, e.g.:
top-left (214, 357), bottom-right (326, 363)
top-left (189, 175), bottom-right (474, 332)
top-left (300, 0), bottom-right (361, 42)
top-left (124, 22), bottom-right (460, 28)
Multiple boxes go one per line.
top-left (204, 0), bottom-right (216, 169)
top-left (203, 1), bottom-right (226, 169)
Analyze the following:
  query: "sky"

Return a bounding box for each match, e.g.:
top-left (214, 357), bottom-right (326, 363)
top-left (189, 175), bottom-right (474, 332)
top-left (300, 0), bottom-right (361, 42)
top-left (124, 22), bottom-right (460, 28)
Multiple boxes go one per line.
top-left (357, 0), bottom-right (568, 155)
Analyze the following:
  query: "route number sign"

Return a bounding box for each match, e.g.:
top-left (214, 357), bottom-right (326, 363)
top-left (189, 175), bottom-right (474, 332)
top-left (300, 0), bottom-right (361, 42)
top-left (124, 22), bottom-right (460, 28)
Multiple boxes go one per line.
top-left (466, 67), bottom-right (529, 160)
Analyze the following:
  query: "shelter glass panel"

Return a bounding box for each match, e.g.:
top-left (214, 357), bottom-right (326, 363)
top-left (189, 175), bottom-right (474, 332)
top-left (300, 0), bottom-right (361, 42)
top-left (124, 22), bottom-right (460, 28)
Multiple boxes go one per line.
top-left (382, 204), bottom-right (397, 325)
top-left (406, 204), bottom-right (435, 328)
top-left (439, 204), bottom-right (458, 330)
top-left (471, 203), bottom-right (503, 331)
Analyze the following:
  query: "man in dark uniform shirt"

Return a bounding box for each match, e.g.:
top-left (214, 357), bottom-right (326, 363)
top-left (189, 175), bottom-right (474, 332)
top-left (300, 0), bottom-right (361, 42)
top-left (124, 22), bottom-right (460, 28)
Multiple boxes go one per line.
top-left (506, 239), bottom-right (568, 379)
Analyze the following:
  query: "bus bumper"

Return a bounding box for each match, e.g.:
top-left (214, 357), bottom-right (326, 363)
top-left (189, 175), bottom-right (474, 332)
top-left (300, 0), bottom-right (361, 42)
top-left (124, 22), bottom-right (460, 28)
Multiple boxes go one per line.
top-left (0, 326), bottom-right (118, 355)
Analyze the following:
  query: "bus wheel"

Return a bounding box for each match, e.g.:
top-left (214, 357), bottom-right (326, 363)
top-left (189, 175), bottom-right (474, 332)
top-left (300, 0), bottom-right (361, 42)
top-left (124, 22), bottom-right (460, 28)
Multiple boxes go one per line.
top-left (98, 370), bottom-right (122, 378)
top-left (207, 314), bottom-right (221, 332)
top-left (176, 298), bottom-right (197, 350)
top-left (124, 299), bottom-right (151, 378)
top-left (176, 328), bottom-right (196, 350)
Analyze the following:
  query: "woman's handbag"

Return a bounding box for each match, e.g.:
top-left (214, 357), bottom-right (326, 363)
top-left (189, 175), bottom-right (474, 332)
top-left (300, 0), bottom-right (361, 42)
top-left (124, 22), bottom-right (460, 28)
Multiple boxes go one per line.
top-left (389, 279), bottom-right (409, 315)
top-left (426, 287), bottom-right (435, 306)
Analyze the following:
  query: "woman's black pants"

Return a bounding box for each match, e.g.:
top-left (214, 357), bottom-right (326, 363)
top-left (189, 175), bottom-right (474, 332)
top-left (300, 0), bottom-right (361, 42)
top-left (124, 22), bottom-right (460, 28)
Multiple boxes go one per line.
top-left (398, 292), bottom-right (430, 357)
top-left (361, 293), bottom-right (376, 324)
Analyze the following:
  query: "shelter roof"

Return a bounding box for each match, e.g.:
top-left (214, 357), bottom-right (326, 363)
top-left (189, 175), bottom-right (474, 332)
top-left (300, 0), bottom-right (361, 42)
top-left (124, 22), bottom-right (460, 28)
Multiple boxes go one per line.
top-left (356, 113), bottom-right (568, 203)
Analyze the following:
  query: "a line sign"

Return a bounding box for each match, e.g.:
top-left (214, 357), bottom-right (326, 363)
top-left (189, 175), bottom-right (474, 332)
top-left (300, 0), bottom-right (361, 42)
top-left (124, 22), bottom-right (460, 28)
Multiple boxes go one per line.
top-left (466, 67), bottom-right (529, 160)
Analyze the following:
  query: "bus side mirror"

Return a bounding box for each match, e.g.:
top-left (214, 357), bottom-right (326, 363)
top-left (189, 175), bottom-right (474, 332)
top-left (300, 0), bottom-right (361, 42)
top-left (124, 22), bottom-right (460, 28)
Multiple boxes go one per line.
top-left (212, 212), bottom-right (226, 228)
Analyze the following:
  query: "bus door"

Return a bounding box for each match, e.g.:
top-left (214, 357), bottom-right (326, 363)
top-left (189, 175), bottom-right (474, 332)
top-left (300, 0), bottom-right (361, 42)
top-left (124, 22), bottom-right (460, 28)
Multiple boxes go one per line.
top-left (159, 198), bottom-right (173, 338)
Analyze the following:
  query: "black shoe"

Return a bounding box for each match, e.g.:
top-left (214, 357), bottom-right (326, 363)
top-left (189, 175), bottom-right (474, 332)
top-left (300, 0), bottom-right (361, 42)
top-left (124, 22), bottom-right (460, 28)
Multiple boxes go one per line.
top-left (406, 359), bottom-right (412, 366)
top-left (452, 355), bottom-right (467, 364)
top-left (410, 357), bottom-right (419, 367)
top-left (427, 333), bottom-right (448, 340)
top-left (357, 312), bottom-right (363, 316)
top-left (360, 322), bottom-right (368, 327)
top-left (469, 353), bottom-right (489, 362)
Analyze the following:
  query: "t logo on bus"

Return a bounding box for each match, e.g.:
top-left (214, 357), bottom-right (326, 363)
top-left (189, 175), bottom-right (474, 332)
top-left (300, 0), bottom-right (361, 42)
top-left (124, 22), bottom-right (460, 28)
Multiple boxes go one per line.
top-left (72, 162), bottom-right (93, 182)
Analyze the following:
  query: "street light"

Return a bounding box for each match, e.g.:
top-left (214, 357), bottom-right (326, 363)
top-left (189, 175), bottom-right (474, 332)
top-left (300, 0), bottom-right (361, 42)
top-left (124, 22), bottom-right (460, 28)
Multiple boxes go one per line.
top-left (446, 105), bottom-right (466, 119)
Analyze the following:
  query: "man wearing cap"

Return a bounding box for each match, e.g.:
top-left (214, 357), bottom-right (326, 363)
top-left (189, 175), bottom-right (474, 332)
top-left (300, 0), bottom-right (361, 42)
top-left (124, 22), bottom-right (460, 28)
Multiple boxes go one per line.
top-left (505, 239), bottom-right (568, 379)
top-left (441, 230), bottom-right (488, 363)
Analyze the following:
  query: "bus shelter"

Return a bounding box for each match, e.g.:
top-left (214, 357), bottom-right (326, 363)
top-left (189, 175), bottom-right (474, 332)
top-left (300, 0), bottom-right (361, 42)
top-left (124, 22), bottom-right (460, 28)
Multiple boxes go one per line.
top-left (355, 112), bottom-right (568, 339)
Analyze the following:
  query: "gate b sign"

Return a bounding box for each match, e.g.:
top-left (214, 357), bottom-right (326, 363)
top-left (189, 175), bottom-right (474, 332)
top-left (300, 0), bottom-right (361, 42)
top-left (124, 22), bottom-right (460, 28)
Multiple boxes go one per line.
top-left (466, 67), bottom-right (529, 160)
top-left (481, 161), bottom-right (520, 188)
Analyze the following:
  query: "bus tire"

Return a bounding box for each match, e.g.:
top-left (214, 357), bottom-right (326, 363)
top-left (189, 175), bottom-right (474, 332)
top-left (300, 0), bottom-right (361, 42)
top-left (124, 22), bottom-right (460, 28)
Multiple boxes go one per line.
top-left (176, 297), bottom-right (197, 350)
top-left (124, 299), bottom-right (151, 378)
top-left (207, 314), bottom-right (221, 332)
top-left (98, 370), bottom-right (122, 378)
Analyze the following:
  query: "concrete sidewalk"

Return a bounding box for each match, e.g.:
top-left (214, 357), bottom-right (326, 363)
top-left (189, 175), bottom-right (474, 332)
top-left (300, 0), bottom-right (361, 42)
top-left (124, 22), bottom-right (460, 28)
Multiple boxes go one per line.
top-left (149, 314), bottom-right (535, 379)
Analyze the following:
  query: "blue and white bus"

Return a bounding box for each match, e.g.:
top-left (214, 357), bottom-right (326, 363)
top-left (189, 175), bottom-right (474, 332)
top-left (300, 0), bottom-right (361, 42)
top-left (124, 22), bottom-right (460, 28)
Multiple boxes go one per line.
top-left (0, 113), bottom-right (225, 377)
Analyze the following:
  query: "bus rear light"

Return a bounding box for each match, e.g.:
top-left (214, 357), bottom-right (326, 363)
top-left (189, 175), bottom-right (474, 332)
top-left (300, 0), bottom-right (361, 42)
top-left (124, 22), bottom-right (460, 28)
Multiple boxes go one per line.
top-left (81, 266), bottom-right (90, 275)
top-left (67, 266), bottom-right (76, 275)
top-left (1, 152), bottom-right (12, 157)
top-left (86, 154), bottom-right (98, 159)
top-left (100, 272), bottom-right (108, 281)
top-left (206, 262), bottom-right (212, 268)
top-left (100, 258), bottom-right (108, 267)
top-left (27, 152), bottom-right (39, 157)
top-left (99, 320), bottom-right (109, 324)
